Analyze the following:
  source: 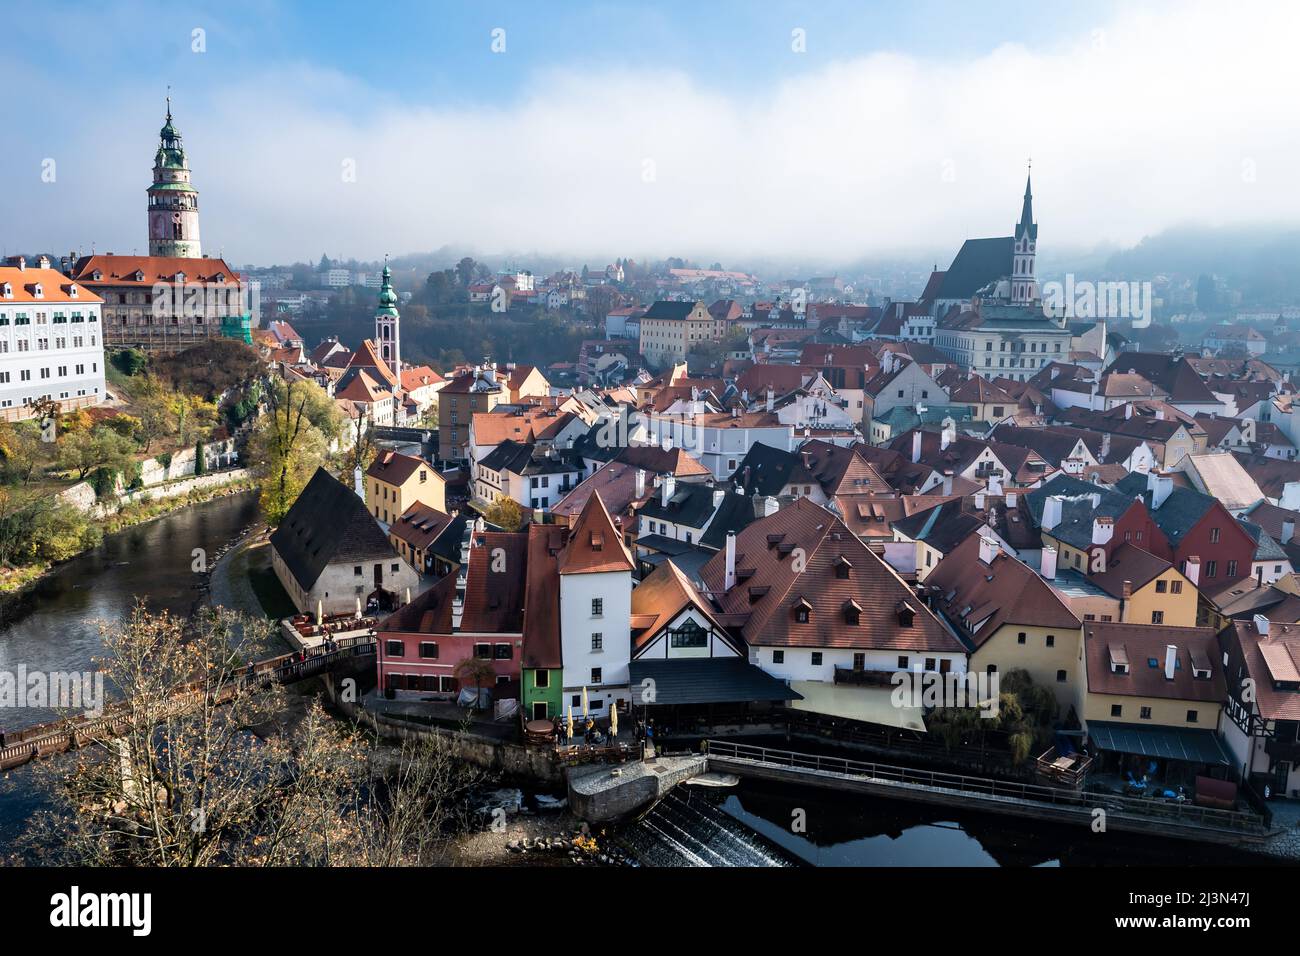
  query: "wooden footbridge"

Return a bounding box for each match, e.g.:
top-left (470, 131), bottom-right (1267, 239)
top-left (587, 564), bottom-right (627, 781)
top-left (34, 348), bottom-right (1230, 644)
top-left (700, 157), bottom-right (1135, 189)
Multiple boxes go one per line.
top-left (0, 634), bottom-right (376, 773)
top-left (703, 740), bottom-right (1273, 847)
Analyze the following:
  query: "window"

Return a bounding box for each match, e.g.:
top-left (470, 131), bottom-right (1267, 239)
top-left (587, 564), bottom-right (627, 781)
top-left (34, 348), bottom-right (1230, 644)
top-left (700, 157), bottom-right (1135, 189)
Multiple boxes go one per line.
top-left (494, 644), bottom-right (512, 660)
top-left (794, 605), bottom-right (810, 624)
top-left (1170, 580), bottom-right (1182, 594)
top-left (670, 620), bottom-right (707, 648)
top-left (1156, 580), bottom-right (1168, 593)
top-left (419, 642), bottom-right (439, 659)
top-left (1151, 611), bottom-right (1164, 625)
top-left (1186, 709), bottom-right (1198, 723)
top-left (474, 643), bottom-right (492, 659)
top-left (1045, 635), bottom-right (1055, 648)
top-left (591, 598), bottom-right (603, 616)
top-left (590, 667), bottom-right (602, 684)
top-left (534, 670), bottom-right (550, 689)
top-left (1017, 632), bottom-right (1026, 644)
top-left (897, 655), bottom-right (909, 669)
top-left (1110, 704), bottom-right (1123, 717)
top-left (1205, 560), bottom-right (1217, 578)
top-left (385, 641), bottom-right (405, 657)
top-left (1140, 706), bottom-right (1152, 720)
top-left (773, 650), bottom-right (785, 664)
top-left (1056, 670), bottom-right (1067, 683)
top-left (1226, 560), bottom-right (1237, 579)
top-left (354, 566), bottom-right (362, 576)
top-left (591, 632), bottom-right (603, 651)
top-left (1209, 527), bottom-right (1220, 544)
top-left (811, 652), bottom-right (823, 666)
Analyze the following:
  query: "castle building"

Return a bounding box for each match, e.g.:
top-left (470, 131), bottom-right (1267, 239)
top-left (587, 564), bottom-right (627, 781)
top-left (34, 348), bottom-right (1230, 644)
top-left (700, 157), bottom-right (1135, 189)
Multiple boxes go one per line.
top-left (69, 102), bottom-right (252, 351)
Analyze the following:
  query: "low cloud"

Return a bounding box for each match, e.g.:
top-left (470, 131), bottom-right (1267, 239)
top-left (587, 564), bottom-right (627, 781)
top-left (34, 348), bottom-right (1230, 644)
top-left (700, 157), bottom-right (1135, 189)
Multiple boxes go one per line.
top-left (11, 1), bottom-right (1300, 266)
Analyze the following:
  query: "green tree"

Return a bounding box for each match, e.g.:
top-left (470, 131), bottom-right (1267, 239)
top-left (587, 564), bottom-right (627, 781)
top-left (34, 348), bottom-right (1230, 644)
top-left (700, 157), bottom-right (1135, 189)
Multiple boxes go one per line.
top-left (56, 426), bottom-right (137, 482)
top-left (249, 378), bottom-right (330, 525)
top-left (483, 497), bottom-right (524, 532)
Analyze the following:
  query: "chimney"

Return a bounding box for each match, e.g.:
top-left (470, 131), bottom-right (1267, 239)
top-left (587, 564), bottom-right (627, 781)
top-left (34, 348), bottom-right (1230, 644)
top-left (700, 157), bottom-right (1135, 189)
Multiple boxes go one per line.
top-left (978, 533), bottom-right (999, 565)
top-left (988, 473), bottom-right (1003, 496)
top-left (1092, 515), bottom-right (1115, 546)
top-left (941, 419), bottom-right (955, 450)
top-left (1042, 495), bottom-right (1064, 531)
top-left (766, 388), bottom-right (775, 413)
top-left (713, 487), bottom-right (726, 508)
top-left (911, 430), bottom-right (922, 464)
top-left (1283, 519), bottom-right (1295, 545)
top-left (661, 473), bottom-right (676, 506)
top-left (354, 466), bottom-right (364, 499)
top-left (1005, 491), bottom-right (1017, 508)
top-left (1125, 402), bottom-right (1133, 420)
top-left (1184, 555), bottom-right (1201, 586)
top-left (635, 468), bottom-right (646, 499)
top-left (1121, 580), bottom-right (1132, 601)
top-left (1254, 613), bottom-right (1270, 636)
top-left (1146, 472), bottom-right (1173, 510)
top-left (1164, 644), bottom-right (1177, 681)
top-left (724, 532), bottom-right (737, 591)
top-left (975, 491), bottom-right (986, 510)
top-left (942, 470), bottom-right (953, 496)
top-left (1041, 545), bottom-right (1058, 581)
top-left (762, 495), bottom-right (779, 517)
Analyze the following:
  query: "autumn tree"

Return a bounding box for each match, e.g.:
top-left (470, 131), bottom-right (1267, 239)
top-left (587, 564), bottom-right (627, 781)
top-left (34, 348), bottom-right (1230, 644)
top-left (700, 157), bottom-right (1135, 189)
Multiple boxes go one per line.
top-left (483, 496), bottom-right (523, 532)
top-left (249, 377), bottom-right (334, 524)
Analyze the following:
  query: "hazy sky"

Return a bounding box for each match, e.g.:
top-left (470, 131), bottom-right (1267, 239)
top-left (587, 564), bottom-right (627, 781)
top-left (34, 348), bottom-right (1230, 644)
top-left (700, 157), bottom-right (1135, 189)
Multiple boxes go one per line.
top-left (6, 0), bottom-right (1299, 267)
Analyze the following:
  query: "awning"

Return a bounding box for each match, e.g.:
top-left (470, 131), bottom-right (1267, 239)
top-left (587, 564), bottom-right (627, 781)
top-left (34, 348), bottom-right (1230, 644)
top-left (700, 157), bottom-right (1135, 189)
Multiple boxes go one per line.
top-left (789, 682), bottom-right (927, 732)
top-left (627, 658), bottom-right (803, 706)
top-left (1085, 721), bottom-right (1231, 766)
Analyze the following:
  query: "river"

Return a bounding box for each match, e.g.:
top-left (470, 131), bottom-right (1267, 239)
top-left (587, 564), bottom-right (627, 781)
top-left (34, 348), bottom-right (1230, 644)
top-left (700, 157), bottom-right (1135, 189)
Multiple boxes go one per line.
top-left (0, 491), bottom-right (262, 844)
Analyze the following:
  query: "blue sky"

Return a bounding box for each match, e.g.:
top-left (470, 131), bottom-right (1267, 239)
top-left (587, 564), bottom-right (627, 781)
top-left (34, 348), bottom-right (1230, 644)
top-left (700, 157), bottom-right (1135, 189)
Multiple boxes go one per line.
top-left (5, 0), bottom-right (1297, 266)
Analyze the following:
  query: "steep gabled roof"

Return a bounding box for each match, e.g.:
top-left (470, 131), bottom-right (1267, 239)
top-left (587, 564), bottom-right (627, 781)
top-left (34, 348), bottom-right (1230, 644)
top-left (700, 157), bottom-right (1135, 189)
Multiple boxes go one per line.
top-left (936, 237), bottom-right (1014, 300)
top-left (700, 498), bottom-right (962, 652)
top-left (557, 491), bottom-right (635, 574)
top-left (270, 468), bottom-right (398, 591)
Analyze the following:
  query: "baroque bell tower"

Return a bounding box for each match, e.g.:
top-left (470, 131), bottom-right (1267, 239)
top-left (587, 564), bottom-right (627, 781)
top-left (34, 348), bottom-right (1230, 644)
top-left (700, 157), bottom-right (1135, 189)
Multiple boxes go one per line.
top-left (375, 262), bottom-right (401, 378)
top-left (147, 98), bottom-right (202, 258)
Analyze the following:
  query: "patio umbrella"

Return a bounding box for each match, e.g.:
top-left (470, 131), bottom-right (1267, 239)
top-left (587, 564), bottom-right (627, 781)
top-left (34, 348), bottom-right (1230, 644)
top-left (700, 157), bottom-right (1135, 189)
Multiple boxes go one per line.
top-left (316, 599), bottom-right (323, 626)
top-left (566, 705), bottom-right (574, 741)
top-left (581, 686), bottom-right (589, 717)
top-left (355, 596), bottom-right (362, 617)
top-left (405, 587), bottom-right (411, 605)
top-left (609, 704), bottom-right (618, 738)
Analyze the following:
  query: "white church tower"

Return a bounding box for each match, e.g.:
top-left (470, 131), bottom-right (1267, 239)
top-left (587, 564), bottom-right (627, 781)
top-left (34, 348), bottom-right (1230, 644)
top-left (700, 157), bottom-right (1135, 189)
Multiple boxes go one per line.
top-left (1011, 170), bottom-right (1037, 306)
top-left (375, 263), bottom-right (400, 379)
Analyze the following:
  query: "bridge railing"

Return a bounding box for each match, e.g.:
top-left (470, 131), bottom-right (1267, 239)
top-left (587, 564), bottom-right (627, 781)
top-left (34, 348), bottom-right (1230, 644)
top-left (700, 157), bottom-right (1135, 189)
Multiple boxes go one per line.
top-left (704, 740), bottom-right (1267, 834)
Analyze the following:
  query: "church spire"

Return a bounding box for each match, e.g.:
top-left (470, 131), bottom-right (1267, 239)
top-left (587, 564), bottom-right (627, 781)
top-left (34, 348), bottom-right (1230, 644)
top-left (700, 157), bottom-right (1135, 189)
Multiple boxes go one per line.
top-left (375, 257), bottom-right (401, 379)
top-left (1010, 165), bottom-right (1037, 306)
top-left (1017, 165), bottom-right (1036, 240)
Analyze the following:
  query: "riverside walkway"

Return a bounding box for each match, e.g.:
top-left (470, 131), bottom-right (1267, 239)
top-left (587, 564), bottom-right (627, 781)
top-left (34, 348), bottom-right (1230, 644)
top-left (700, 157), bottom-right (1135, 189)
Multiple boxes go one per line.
top-left (704, 740), bottom-right (1273, 847)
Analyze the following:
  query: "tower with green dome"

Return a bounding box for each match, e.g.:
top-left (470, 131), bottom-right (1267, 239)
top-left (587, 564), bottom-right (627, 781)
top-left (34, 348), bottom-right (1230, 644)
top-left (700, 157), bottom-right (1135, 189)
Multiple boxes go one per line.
top-left (375, 262), bottom-right (401, 378)
top-left (147, 97), bottom-right (202, 258)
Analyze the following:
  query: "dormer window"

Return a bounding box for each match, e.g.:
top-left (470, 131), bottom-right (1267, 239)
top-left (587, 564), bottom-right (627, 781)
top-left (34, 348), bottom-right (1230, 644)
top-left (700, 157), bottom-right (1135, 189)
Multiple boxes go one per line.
top-left (32, 283), bottom-right (43, 299)
top-left (0, 283), bottom-right (10, 299)
top-left (834, 556), bottom-right (852, 579)
top-left (68, 284), bottom-right (78, 298)
top-left (793, 598), bottom-right (812, 624)
top-left (133, 270), bottom-right (144, 281)
top-left (91, 270), bottom-right (103, 281)
top-left (844, 600), bottom-right (862, 626)
top-left (896, 602), bottom-right (915, 627)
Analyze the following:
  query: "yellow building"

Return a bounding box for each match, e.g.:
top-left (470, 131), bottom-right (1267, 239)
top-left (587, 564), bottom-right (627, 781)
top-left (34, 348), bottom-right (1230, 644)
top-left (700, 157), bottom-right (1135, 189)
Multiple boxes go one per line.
top-left (638, 300), bottom-right (728, 370)
top-left (1088, 543), bottom-right (1200, 627)
top-left (366, 451), bottom-right (446, 525)
top-left (1077, 623), bottom-right (1226, 741)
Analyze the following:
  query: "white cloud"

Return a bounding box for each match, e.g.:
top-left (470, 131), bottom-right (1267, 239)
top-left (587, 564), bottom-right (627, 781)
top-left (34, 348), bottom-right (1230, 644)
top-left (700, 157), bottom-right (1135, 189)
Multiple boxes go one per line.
top-left (14, 1), bottom-right (1300, 265)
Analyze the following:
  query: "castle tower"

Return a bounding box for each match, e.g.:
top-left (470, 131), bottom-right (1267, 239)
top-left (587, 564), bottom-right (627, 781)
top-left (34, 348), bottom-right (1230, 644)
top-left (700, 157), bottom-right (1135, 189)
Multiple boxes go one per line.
top-left (1011, 170), bottom-right (1037, 306)
top-left (147, 99), bottom-right (202, 258)
top-left (375, 263), bottom-right (400, 378)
